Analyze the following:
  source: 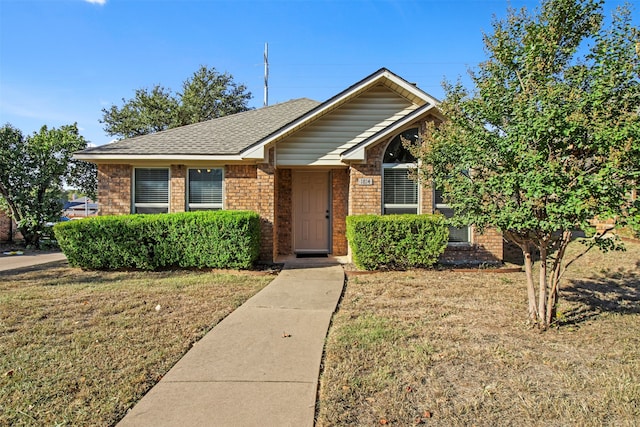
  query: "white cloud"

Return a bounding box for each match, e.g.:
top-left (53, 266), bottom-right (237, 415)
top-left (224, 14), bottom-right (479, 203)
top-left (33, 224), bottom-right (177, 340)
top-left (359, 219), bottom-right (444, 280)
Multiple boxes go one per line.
top-left (84, 0), bottom-right (107, 5)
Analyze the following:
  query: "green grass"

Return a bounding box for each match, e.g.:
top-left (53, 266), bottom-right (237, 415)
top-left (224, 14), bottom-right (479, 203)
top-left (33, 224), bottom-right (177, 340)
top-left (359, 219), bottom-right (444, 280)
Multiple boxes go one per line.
top-left (317, 240), bottom-right (640, 426)
top-left (0, 264), bottom-right (274, 426)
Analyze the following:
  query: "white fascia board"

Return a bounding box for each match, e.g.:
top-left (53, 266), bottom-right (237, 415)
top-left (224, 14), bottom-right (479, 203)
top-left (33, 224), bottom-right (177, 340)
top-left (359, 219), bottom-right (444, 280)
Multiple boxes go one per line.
top-left (73, 153), bottom-right (246, 162)
top-left (383, 72), bottom-right (441, 105)
top-left (241, 144), bottom-right (266, 160)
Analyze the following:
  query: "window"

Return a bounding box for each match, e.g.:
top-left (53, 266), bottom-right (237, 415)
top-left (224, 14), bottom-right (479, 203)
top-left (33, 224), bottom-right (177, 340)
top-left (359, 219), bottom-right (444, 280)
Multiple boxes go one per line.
top-left (434, 189), bottom-right (470, 243)
top-left (188, 168), bottom-right (223, 211)
top-left (133, 168), bottom-right (169, 214)
top-left (383, 128), bottom-right (419, 214)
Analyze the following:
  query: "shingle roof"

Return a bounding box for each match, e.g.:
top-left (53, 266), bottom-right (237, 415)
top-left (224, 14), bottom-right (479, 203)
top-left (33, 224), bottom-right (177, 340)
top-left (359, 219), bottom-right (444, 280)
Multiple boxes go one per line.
top-left (80, 98), bottom-right (321, 156)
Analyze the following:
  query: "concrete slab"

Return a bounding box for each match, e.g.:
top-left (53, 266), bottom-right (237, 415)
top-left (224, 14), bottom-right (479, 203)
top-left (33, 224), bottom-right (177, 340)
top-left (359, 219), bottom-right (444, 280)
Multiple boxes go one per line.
top-left (117, 262), bottom-right (345, 427)
top-left (0, 252), bottom-right (67, 272)
top-left (117, 381), bottom-right (316, 427)
top-left (162, 307), bottom-right (333, 383)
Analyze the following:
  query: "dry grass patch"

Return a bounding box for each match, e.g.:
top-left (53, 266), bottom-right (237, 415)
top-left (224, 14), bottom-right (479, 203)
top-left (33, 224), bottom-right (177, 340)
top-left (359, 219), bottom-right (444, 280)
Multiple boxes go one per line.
top-left (318, 241), bottom-right (640, 426)
top-left (0, 263), bottom-right (274, 426)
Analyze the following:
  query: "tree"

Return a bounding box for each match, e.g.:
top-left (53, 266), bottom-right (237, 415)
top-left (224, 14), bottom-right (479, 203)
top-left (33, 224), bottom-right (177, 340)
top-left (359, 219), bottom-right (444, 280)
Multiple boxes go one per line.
top-left (0, 123), bottom-right (96, 247)
top-left (101, 66), bottom-right (252, 139)
top-left (412, 0), bottom-right (640, 329)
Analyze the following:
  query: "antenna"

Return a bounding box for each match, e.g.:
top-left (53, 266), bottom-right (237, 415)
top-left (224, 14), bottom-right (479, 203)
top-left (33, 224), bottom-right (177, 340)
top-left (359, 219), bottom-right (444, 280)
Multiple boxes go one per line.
top-left (264, 42), bottom-right (269, 107)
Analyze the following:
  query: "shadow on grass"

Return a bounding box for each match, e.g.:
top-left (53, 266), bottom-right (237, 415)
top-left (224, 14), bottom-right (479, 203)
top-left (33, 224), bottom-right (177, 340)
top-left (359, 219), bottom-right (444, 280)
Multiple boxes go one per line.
top-left (0, 261), bottom-right (187, 287)
top-left (558, 268), bottom-right (640, 326)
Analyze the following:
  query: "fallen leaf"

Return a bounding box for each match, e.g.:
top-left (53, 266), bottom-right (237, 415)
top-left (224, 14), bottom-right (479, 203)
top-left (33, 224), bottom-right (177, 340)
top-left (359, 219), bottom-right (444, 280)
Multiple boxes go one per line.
top-left (423, 411), bottom-right (432, 418)
top-left (379, 419), bottom-right (388, 425)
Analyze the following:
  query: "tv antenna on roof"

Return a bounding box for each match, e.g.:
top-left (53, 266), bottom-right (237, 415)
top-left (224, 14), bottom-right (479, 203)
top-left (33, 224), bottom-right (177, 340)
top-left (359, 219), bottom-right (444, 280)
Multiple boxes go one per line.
top-left (264, 42), bottom-right (269, 107)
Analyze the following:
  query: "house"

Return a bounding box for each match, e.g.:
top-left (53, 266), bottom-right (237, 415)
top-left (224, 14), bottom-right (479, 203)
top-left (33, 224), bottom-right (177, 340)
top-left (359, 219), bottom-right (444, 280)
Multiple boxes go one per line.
top-left (64, 196), bottom-right (98, 218)
top-left (75, 68), bottom-right (503, 264)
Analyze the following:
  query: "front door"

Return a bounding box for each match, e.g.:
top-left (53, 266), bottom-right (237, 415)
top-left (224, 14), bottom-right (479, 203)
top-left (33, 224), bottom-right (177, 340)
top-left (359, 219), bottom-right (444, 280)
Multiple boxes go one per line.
top-left (293, 171), bottom-right (330, 253)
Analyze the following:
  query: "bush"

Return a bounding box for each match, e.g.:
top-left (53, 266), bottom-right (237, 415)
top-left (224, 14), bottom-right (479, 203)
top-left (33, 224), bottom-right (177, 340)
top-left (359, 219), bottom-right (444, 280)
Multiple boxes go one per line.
top-left (54, 211), bottom-right (260, 270)
top-left (346, 214), bottom-right (449, 270)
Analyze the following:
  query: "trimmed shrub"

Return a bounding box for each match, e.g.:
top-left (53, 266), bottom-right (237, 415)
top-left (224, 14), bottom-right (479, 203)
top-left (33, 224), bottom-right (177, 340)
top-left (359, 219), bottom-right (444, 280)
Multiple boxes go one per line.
top-left (54, 211), bottom-right (260, 270)
top-left (346, 214), bottom-right (449, 270)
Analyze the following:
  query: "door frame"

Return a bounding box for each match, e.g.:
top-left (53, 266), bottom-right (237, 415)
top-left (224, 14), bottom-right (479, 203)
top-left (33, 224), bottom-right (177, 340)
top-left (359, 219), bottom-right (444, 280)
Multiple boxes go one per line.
top-left (291, 170), bottom-right (331, 254)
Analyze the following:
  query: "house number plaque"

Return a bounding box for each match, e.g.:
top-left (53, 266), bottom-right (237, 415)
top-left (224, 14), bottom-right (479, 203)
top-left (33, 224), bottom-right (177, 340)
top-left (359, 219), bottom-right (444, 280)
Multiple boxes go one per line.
top-left (357, 178), bottom-right (373, 186)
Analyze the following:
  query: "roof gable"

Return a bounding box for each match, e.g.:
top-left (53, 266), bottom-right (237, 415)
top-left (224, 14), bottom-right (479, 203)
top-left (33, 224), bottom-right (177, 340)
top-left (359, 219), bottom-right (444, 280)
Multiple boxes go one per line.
top-left (241, 68), bottom-right (440, 160)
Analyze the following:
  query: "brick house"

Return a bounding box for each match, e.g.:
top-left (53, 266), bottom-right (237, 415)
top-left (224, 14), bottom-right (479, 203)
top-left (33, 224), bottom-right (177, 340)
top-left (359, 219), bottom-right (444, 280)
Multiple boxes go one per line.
top-left (75, 68), bottom-right (503, 264)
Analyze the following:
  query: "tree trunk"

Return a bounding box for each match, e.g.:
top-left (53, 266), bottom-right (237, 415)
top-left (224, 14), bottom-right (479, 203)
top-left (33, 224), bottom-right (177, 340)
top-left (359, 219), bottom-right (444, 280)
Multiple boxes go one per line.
top-left (546, 231), bottom-right (572, 326)
top-left (521, 243), bottom-right (538, 325)
top-left (538, 245), bottom-right (548, 329)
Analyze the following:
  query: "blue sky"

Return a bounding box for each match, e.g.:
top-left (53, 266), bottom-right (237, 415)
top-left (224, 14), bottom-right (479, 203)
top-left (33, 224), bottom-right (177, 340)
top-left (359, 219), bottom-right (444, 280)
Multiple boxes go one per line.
top-left (0, 0), bottom-right (633, 146)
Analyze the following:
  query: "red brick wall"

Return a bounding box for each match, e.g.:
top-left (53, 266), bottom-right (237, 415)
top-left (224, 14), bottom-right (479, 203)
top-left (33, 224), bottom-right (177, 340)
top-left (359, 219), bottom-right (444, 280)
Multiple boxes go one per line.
top-left (349, 142), bottom-right (385, 215)
top-left (97, 164), bottom-right (132, 215)
top-left (170, 165), bottom-right (186, 213)
top-left (225, 165), bottom-right (258, 211)
top-left (332, 168), bottom-right (349, 255)
top-left (225, 151), bottom-right (276, 262)
top-left (0, 211), bottom-right (16, 242)
top-left (257, 154), bottom-right (276, 262)
top-left (276, 169), bottom-right (292, 256)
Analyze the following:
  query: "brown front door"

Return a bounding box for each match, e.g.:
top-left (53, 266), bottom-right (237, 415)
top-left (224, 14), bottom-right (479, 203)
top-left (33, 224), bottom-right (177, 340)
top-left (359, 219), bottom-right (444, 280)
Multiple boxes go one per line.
top-left (293, 171), bottom-right (330, 253)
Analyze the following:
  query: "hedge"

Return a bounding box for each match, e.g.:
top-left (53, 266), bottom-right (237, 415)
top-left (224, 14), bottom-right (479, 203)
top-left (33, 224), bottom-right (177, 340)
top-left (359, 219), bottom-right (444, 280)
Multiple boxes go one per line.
top-left (346, 214), bottom-right (449, 270)
top-left (53, 211), bottom-right (260, 270)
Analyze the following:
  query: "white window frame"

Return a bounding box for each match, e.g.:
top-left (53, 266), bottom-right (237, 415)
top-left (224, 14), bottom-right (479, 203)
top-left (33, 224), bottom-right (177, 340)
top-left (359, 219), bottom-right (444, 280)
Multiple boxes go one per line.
top-left (132, 167), bottom-right (170, 214)
top-left (187, 168), bottom-right (224, 211)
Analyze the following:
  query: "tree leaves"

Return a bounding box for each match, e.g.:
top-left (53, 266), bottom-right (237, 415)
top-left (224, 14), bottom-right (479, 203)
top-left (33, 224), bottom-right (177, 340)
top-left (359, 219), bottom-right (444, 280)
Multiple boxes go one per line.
top-left (0, 123), bottom-right (94, 247)
top-left (413, 0), bottom-right (640, 328)
top-left (101, 66), bottom-right (252, 140)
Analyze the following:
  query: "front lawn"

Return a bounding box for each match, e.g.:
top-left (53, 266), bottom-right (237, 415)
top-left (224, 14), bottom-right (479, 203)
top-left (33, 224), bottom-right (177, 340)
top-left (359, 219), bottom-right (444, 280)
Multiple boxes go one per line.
top-left (0, 264), bottom-right (274, 426)
top-left (317, 240), bottom-right (640, 426)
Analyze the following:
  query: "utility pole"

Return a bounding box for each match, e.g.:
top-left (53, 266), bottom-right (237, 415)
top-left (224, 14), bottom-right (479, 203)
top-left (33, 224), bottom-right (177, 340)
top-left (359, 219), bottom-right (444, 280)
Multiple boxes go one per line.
top-left (264, 42), bottom-right (269, 107)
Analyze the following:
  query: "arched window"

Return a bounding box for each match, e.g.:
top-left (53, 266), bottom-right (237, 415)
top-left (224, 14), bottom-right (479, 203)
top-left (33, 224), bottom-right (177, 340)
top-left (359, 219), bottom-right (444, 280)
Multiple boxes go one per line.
top-left (382, 128), bottom-right (419, 214)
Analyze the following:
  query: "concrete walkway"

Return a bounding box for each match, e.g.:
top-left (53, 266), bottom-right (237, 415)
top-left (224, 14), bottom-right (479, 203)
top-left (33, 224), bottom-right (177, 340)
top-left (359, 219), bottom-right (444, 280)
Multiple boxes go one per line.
top-left (117, 257), bottom-right (345, 427)
top-left (0, 251), bottom-right (67, 272)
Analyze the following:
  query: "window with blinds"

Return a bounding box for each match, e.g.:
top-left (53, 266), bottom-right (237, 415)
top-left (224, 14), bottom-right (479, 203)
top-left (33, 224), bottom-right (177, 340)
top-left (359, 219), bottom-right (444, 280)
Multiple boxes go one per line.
top-left (188, 168), bottom-right (223, 211)
top-left (382, 128), bottom-right (419, 214)
top-left (434, 189), bottom-right (470, 243)
top-left (383, 167), bottom-right (418, 214)
top-left (134, 168), bottom-right (169, 214)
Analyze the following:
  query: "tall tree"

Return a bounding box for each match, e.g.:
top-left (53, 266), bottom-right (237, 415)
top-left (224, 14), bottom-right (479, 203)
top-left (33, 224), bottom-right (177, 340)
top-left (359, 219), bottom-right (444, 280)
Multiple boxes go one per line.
top-left (0, 123), bottom-right (96, 247)
top-left (101, 66), bottom-right (252, 140)
top-left (412, 0), bottom-right (639, 329)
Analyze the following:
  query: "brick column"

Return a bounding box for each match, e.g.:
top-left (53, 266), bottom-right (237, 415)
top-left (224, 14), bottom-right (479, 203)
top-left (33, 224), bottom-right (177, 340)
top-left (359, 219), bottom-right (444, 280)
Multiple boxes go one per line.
top-left (332, 169), bottom-right (349, 255)
top-left (97, 164), bottom-right (132, 215)
top-left (170, 165), bottom-right (186, 213)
